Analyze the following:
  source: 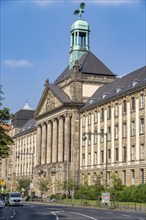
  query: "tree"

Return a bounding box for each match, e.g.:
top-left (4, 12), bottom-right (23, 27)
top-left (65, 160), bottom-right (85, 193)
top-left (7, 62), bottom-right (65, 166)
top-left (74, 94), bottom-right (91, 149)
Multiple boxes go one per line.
top-left (37, 178), bottom-right (51, 198)
top-left (0, 85), bottom-right (14, 158)
top-left (93, 174), bottom-right (104, 205)
top-left (16, 178), bottom-right (31, 196)
top-left (109, 173), bottom-right (123, 207)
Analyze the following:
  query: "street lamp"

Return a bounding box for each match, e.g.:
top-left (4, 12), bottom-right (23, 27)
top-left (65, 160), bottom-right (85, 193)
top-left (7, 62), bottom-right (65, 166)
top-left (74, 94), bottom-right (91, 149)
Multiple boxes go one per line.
top-left (82, 132), bottom-right (108, 191)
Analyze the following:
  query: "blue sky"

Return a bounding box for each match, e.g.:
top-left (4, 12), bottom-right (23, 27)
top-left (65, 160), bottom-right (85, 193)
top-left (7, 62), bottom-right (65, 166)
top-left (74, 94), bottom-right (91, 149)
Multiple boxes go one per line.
top-left (1, 0), bottom-right (145, 114)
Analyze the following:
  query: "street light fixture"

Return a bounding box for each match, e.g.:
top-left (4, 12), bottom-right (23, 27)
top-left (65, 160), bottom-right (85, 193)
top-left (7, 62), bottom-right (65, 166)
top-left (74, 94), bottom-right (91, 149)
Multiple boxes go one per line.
top-left (82, 132), bottom-right (108, 191)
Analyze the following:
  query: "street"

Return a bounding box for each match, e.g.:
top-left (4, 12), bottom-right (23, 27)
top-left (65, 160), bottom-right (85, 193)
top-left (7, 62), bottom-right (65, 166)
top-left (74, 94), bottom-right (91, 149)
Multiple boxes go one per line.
top-left (0, 202), bottom-right (146, 220)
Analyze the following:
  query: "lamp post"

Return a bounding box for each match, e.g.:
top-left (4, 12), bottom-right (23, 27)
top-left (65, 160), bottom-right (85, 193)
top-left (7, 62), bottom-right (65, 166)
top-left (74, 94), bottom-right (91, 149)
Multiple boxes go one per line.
top-left (82, 132), bottom-right (108, 191)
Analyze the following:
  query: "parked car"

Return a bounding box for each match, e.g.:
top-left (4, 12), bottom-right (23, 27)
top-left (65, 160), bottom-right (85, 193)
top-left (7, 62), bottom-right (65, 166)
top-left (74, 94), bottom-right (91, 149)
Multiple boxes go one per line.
top-left (5, 192), bottom-right (23, 206)
top-left (0, 198), bottom-right (5, 208)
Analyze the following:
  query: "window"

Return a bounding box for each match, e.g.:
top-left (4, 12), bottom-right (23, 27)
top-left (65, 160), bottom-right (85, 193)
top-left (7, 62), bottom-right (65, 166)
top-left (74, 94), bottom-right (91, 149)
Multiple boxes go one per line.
top-left (101, 108), bottom-right (104, 121)
top-left (107, 127), bottom-right (111, 141)
top-left (140, 94), bottom-right (144, 109)
top-left (88, 133), bottom-right (91, 145)
top-left (123, 170), bottom-right (126, 185)
top-left (115, 148), bottom-right (118, 162)
top-left (107, 106), bottom-right (111, 119)
top-left (101, 150), bottom-right (104, 163)
top-left (123, 146), bottom-right (127, 162)
top-left (131, 97), bottom-right (135, 111)
top-left (115, 103), bottom-right (118, 117)
top-left (141, 169), bottom-right (144, 184)
top-left (94, 111), bottom-right (98, 123)
top-left (88, 153), bottom-right (91, 165)
top-left (115, 125), bottom-right (118, 140)
top-left (94, 152), bottom-right (97, 165)
top-left (82, 115), bottom-right (86, 127)
top-left (131, 170), bottom-right (135, 185)
top-left (140, 118), bottom-right (144, 134)
top-left (101, 129), bottom-right (104, 143)
top-left (140, 144), bottom-right (144, 160)
top-left (123, 123), bottom-right (127, 138)
top-left (123, 100), bottom-right (127, 114)
top-left (88, 113), bottom-right (91, 125)
top-left (108, 149), bottom-right (111, 163)
top-left (131, 145), bottom-right (135, 160)
top-left (94, 131), bottom-right (98, 144)
top-left (131, 121), bottom-right (135, 136)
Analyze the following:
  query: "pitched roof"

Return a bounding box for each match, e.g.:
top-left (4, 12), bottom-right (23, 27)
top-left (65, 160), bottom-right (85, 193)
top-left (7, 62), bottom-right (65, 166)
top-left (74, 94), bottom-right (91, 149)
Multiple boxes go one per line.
top-left (54, 51), bottom-right (115, 84)
top-left (13, 119), bottom-right (37, 138)
top-left (80, 66), bottom-right (146, 112)
top-left (12, 109), bottom-right (35, 128)
top-left (48, 84), bottom-right (72, 104)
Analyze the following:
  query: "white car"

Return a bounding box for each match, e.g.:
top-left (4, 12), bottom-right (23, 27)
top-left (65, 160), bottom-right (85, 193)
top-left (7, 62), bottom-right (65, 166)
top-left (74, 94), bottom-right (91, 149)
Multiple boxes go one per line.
top-left (5, 192), bottom-right (23, 206)
top-left (0, 199), bottom-right (5, 208)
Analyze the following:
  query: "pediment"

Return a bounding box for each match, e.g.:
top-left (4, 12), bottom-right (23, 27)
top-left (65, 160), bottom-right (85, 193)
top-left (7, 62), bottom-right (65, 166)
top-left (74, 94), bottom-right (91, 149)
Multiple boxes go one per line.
top-left (35, 88), bottom-right (62, 117)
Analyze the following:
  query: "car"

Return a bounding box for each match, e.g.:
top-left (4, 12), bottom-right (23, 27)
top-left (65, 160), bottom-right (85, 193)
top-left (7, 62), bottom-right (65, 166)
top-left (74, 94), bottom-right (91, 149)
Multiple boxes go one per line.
top-left (5, 192), bottom-right (23, 206)
top-left (0, 199), bottom-right (5, 208)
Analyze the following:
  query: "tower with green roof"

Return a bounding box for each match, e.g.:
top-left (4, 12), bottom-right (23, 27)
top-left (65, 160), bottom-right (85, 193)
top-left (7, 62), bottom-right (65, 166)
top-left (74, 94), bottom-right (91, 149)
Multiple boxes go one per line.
top-left (69, 2), bottom-right (90, 69)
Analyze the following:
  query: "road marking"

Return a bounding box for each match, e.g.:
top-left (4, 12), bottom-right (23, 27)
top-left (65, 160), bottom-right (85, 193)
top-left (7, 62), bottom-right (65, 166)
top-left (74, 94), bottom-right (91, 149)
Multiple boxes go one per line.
top-left (138, 218), bottom-right (145, 220)
top-left (121, 214), bottom-right (130, 217)
top-left (105, 211), bottom-right (113, 214)
top-left (70, 211), bottom-right (99, 220)
top-left (51, 211), bottom-right (59, 220)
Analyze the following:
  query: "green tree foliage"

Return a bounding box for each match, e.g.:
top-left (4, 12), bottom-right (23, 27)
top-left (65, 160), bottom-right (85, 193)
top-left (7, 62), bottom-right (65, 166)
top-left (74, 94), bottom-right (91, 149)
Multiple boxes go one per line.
top-left (38, 178), bottom-right (51, 197)
top-left (93, 174), bottom-right (104, 204)
top-left (16, 178), bottom-right (31, 195)
top-left (0, 86), bottom-right (14, 158)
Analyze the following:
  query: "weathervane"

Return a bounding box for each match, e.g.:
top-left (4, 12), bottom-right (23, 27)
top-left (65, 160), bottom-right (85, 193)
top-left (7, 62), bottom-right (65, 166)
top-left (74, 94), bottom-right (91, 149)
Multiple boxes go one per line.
top-left (74, 2), bottom-right (85, 19)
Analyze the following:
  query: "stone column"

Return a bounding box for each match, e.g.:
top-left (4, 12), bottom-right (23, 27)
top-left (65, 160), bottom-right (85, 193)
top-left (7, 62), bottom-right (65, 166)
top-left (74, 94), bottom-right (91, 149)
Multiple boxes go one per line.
top-left (36, 124), bottom-right (42, 166)
top-left (58, 116), bottom-right (64, 162)
top-left (52, 119), bottom-right (58, 163)
top-left (64, 114), bottom-right (71, 162)
top-left (41, 123), bottom-right (47, 165)
top-left (46, 121), bottom-right (52, 164)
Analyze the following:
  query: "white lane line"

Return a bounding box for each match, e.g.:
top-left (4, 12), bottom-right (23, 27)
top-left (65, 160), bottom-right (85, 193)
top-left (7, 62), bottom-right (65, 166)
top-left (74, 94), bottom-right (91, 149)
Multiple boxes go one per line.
top-left (121, 214), bottom-right (130, 217)
top-left (70, 211), bottom-right (99, 220)
top-left (51, 211), bottom-right (59, 220)
top-left (138, 218), bottom-right (145, 220)
top-left (105, 211), bottom-right (113, 214)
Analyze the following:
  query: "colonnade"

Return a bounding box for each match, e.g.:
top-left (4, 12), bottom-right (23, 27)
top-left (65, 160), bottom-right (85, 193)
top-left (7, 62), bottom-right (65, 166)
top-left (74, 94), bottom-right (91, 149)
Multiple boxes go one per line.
top-left (36, 114), bottom-right (71, 166)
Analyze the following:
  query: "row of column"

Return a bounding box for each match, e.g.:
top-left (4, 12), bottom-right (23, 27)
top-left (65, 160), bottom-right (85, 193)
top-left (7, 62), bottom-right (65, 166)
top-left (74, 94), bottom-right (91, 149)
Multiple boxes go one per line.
top-left (36, 114), bottom-right (71, 166)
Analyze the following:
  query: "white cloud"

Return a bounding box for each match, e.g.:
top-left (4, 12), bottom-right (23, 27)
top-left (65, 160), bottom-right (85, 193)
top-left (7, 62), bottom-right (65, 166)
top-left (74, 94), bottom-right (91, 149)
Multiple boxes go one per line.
top-left (4, 59), bottom-right (33, 68)
top-left (33, 0), bottom-right (53, 7)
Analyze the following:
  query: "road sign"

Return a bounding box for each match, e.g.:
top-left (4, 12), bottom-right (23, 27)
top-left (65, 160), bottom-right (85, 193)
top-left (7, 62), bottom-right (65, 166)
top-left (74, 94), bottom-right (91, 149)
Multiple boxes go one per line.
top-left (102, 192), bottom-right (110, 203)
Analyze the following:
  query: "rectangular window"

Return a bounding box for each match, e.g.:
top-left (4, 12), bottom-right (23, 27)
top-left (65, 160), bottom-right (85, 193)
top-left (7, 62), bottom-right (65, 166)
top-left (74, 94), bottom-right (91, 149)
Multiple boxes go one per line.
top-left (115, 148), bottom-right (118, 162)
top-left (101, 108), bottom-right (104, 121)
top-left (107, 106), bottom-right (111, 119)
top-left (123, 123), bottom-right (127, 138)
top-left (115, 125), bottom-right (118, 140)
top-left (115, 103), bottom-right (118, 117)
top-left (94, 111), bottom-right (98, 123)
top-left (101, 150), bottom-right (104, 163)
top-left (131, 121), bottom-right (135, 136)
top-left (131, 145), bottom-right (135, 160)
top-left (140, 118), bottom-right (144, 134)
top-left (94, 131), bottom-right (98, 144)
top-left (131, 170), bottom-right (135, 185)
top-left (88, 114), bottom-right (91, 125)
top-left (82, 115), bottom-right (85, 127)
top-left (88, 132), bottom-right (91, 145)
top-left (123, 146), bottom-right (127, 162)
top-left (101, 129), bottom-right (104, 143)
top-left (94, 152), bottom-right (97, 165)
top-left (141, 144), bottom-right (144, 160)
top-left (108, 149), bottom-right (111, 163)
top-left (141, 169), bottom-right (144, 184)
top-left (140, 94), bottom-right (144, 109)
top-left (107, 127), bottom-right (111, 141)
top-left (123, 100), bottom-right (127, 114)
top-left (123, 170), bottom-right (126, 185)
top-left (132, 97), bottom-right (135, 111)
top-left (88, 153), bottom-right (91, 165)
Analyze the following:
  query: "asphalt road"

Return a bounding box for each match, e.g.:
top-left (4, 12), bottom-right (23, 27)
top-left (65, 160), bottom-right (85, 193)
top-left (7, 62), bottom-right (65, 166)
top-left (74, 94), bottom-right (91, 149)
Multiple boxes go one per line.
top-left (0, 202), bottom-right (146, 220)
